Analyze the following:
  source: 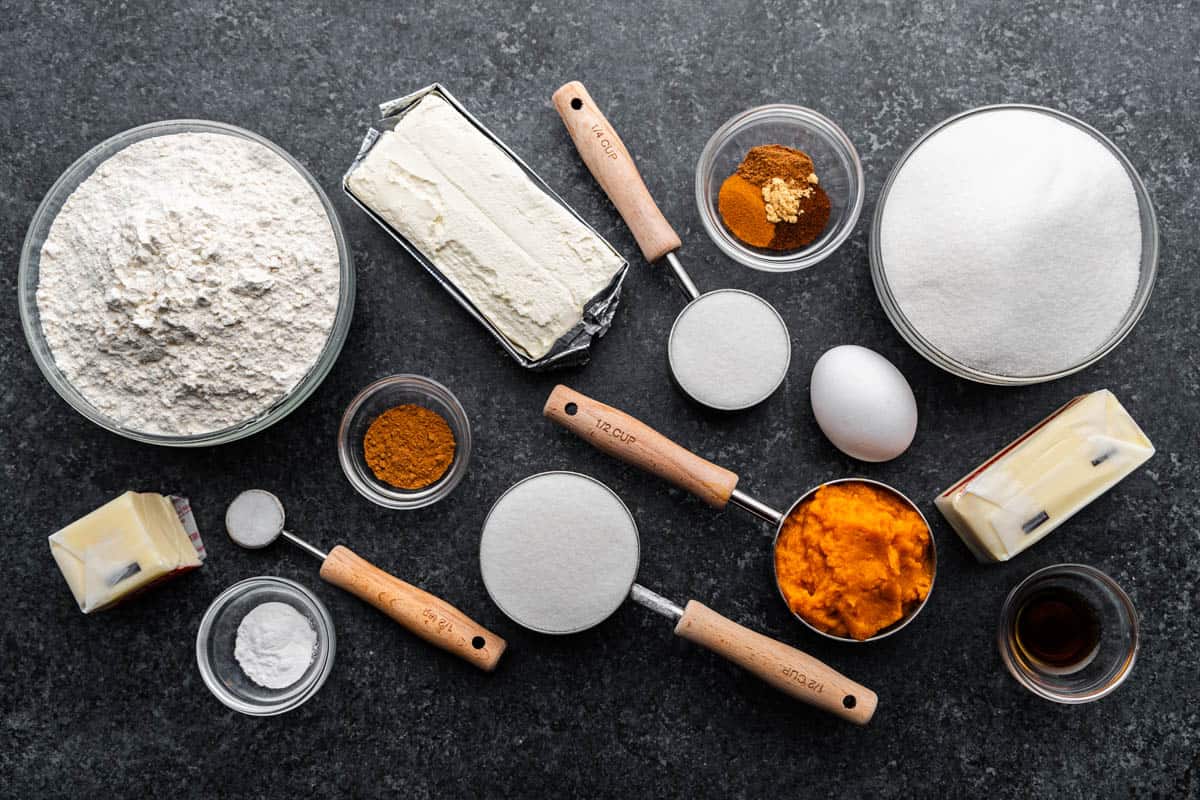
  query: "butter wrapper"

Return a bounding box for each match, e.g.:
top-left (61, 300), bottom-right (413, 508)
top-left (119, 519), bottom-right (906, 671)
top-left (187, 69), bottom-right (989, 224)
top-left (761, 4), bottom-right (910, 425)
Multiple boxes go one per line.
top-left (935, 390), bottom-right (1154, 562)
top-left (342, 83), bottom-right (629, 370)
top-left (49, 492), bottom-right (205, 613)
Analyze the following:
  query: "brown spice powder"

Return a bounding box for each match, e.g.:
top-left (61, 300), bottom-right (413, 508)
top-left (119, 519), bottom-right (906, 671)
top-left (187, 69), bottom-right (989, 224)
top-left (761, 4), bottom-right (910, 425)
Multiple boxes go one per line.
top-left (363, 404), bottom-right (456, 490)
top-left (717, 143), bottom-right (831, 251)
top-left (736, 144), bottom-right (815, 185)
top-left (770, 184), bottom-right (832, 250)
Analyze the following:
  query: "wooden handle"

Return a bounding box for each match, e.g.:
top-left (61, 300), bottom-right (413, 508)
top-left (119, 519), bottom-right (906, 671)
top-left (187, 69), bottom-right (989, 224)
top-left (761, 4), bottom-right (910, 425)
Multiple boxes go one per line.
top-left (552, 80), bottom-right (682, 263)
top-left (543, 384), bottom-right (739, 508)
top-left (675, 601), bottom-right (877, 725)
top-left (319, 545), bottom-right (506, 672)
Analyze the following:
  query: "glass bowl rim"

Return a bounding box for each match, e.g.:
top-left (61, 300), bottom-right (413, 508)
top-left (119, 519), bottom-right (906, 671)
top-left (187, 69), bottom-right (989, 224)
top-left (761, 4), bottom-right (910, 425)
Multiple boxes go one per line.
top-left (195, 575), bottom-right (336, 716)
top-left (694, 103), bottom-right (865, 273)
top-left (17, 118), bottom-right (356, 446)
top-left (337, 373), bottom-right (473, 510)
top-left (869, 103), bottom-right (1159, 386)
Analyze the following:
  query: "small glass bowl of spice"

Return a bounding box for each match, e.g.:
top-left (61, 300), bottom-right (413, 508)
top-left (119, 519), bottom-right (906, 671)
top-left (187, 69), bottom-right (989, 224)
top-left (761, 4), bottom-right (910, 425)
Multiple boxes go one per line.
top-left (695, 105), bottom-right (863, 272)
top-left (337, 374), bottom-right (472, 509)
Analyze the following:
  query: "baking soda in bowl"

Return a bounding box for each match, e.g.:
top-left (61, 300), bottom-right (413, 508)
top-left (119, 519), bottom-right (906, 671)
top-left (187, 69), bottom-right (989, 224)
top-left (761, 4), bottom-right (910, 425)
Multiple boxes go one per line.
top-left (878, 107), bottom-right (1143, 378)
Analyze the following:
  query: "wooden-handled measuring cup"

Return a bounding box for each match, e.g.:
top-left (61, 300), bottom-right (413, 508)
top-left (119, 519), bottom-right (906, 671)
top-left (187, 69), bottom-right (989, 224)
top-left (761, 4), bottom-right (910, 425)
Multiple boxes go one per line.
top-left (551, 81), bottom-right (792, 412)
top-left (226, 490), bottom-right (505, 671)
top-left (543, 384), bottom-right (938, 645)
top-left (480, 471), bottom-right (877, 724)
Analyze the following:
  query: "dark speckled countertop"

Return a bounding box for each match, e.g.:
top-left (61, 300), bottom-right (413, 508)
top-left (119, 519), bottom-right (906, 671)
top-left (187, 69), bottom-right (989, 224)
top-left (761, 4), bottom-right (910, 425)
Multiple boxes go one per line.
top-left (2, 1), bottom-right (1198, 797)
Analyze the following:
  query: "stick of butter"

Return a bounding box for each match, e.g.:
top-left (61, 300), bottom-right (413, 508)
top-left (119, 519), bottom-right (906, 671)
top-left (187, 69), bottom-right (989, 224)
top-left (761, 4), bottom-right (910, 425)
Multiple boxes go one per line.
top-left (49, 492), bottom-right (205, 613)
top-left (935, 390), bottom-right (1154, 562)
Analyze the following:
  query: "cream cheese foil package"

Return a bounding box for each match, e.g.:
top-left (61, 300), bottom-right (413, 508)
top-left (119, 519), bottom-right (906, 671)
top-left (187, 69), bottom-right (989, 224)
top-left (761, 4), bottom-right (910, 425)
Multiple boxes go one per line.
top-left (935, 390), bottom-right (1154, 562)
top-left (343, 84), bottom-right (629, 369)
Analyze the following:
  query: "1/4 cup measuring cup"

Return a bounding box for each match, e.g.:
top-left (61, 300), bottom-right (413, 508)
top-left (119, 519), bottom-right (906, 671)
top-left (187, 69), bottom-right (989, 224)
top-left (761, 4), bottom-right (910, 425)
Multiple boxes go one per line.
top-left (553, 81), bottom-right (791, 411)
top-left (480, 471), bottom-right (877, 724)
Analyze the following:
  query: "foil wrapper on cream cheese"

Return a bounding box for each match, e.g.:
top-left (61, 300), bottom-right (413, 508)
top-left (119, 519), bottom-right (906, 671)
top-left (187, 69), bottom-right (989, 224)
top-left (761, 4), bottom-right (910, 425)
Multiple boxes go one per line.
top-left (935, 390), bottom-right (1154, 562)
top-left (343, 84), bottom-right (628, 369)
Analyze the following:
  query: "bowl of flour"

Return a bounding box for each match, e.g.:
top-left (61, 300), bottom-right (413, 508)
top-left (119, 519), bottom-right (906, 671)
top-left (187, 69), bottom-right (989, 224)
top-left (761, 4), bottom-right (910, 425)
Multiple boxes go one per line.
top-left (871, 105), bottom-right (1157, 385)
top-left (19, 120), bottom-right (354, 445)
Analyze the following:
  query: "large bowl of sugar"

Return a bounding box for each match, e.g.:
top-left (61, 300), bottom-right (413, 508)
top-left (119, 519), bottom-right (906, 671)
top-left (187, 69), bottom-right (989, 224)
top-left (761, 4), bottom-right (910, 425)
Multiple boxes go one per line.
top-left (870, 105), bottom-right (1157, 385)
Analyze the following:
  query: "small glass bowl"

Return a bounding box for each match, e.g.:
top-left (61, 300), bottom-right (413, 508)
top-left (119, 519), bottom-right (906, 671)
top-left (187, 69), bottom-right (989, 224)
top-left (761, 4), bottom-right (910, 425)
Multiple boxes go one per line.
top-left (196, 576), bottom-right (335, 716)
top-left (695, 105), bottom-right (864, 272)
top-left (998, 564), bottom-right (1138, 704)
top-left (18, 119), bottom-right (355, 446)
top-left (870, 104), bottom-right (1158, 385)
top-left (338, 375), bottom-right (472, 509)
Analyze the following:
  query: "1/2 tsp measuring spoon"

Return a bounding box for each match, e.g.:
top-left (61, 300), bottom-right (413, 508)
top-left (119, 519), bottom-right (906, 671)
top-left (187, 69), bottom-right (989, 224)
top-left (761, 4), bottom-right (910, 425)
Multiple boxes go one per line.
top-left (480, 471), bottom-right (876, 724)
top-left (552, 81), bottom-right (791, 411)
top-left (225, 490), bottom-right (505, 671)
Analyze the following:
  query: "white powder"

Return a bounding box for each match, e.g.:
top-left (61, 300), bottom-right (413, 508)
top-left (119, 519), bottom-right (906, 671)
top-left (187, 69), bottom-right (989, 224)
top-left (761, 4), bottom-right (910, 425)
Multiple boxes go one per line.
top-left (36, 132), bottom-right (340, 435)
top-left (224, 489), bottom-right (285, 549)
top-left (879, 108), bottom-right (1142, 377)
top-left (668, 290), bottom-right (791, 410)
top-left (480, 472), bottom-right (640, 634)
top-left (235, 601), bottom-right (317, 689)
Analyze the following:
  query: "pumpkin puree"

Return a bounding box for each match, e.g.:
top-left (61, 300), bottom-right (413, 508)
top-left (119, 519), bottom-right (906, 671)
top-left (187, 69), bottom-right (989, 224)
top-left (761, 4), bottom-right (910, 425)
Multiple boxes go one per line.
top-left (775, 482), bottom-right (932, 640)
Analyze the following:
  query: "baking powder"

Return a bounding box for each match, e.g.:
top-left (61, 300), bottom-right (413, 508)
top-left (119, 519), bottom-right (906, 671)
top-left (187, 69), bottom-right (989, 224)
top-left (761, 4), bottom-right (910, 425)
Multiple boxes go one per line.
top-left (36, 131), bottom-right (340, 435)
top-left (235, 601), bottom-right (317, 689)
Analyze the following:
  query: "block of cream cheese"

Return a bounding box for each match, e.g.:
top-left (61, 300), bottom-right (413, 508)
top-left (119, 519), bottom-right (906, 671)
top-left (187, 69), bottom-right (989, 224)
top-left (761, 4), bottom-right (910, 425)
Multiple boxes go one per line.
top-left (49, 492), bottom-right (205, 613)
top-left (935, 390), bottom-right (1153, 562)
top-left (345, 92), bottom-right (626, 361)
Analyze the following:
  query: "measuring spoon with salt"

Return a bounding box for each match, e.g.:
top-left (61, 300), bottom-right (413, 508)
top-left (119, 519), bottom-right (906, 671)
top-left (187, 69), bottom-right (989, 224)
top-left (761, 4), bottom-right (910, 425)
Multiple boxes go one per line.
top-left (225, 490), bottom-right (505, 671)
top-left (480, 471), bottom-right (876, 724)
top-left (553, 81), bottom-right (791, 411)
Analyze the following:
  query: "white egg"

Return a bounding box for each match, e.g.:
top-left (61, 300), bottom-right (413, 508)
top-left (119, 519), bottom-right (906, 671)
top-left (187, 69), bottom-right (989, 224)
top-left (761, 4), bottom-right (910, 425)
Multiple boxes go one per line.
top-left (809, 345), bottom-right (917, 462)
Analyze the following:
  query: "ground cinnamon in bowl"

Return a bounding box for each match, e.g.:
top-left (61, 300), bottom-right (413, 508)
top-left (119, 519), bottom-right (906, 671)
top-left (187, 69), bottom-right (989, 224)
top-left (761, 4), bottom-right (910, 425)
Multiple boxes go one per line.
top-left (718, 144), bottom-right (831, 251)
top-left (363, 404), bottom-right (456, 490)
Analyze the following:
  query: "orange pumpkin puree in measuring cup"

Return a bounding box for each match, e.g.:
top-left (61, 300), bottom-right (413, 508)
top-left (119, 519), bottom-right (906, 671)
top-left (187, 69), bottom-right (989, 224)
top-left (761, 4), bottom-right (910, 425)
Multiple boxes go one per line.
top-left (774, 482), bottom-right (932, 640)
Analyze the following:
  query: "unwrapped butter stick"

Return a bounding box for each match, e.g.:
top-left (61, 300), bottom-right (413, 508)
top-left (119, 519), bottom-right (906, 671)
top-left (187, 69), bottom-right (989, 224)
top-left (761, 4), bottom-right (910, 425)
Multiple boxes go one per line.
top-left (935, 390), bottom-right (1154, 562)
top-left (49, 492), bottom-right (205, 613)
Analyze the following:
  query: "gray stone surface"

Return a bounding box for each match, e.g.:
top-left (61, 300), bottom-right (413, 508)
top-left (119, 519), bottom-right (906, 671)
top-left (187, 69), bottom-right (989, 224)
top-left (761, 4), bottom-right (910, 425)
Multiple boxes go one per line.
top-left (2, 1), bottom-right (1198, 797)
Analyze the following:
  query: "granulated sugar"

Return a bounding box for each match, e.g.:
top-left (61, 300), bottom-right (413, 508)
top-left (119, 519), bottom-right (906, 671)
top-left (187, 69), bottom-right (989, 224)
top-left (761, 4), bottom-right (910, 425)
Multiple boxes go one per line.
top-left (668, 290), bottom-right (791, 409)
top-left (480, 472), bottom-right (639, 634)
top-left (879, 108), bottom-right (1142, 377)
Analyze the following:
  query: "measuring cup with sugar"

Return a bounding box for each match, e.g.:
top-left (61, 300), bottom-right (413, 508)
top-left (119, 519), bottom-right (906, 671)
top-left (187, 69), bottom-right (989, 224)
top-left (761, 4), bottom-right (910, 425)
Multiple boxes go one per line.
top-left (479, 471), bottom-right (876, 724)
top-left (553, 81), bottom-right (791, 411)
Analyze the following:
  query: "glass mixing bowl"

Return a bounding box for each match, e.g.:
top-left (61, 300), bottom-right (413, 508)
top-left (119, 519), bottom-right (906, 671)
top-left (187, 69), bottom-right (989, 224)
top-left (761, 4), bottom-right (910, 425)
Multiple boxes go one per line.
top-left (695, 105), bottom-right (864, 272)
top-left (18, 119), bottom-right (355, 446)
top-left (196, 576), bottom-right (336, 716)
top-left (870, 104), bottom-right (1158, 385)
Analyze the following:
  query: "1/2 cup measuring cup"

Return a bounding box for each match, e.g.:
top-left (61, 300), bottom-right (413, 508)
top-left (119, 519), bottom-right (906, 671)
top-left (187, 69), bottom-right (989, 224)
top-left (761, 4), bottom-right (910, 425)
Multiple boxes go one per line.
top-left (480, 471), bottom-right (876, 724)
top-left (543, 385), bottom-right (937, 643)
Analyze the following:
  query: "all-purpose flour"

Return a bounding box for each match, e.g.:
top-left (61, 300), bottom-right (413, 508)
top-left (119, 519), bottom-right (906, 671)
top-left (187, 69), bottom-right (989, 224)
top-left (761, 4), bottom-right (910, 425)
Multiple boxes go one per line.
top-left (36, 132), bottom-right (340, 435)
top-left (879, 109), bottom-right (1142, 377)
